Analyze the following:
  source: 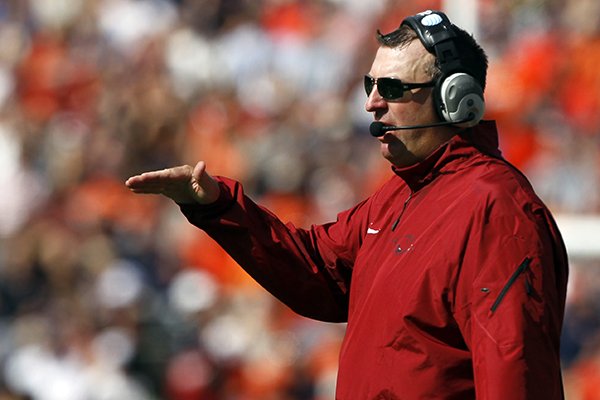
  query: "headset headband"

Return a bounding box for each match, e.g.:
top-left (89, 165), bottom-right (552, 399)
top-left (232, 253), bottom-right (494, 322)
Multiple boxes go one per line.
top-left (400, 10), bottom-right (462, 75)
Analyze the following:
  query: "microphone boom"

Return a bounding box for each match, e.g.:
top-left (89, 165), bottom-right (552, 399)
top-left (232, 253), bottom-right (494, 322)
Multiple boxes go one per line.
top-left (369, 115), bottom-right (475, 137)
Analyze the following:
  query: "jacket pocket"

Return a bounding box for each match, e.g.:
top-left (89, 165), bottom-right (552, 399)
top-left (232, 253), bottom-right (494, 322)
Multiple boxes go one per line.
top-left (490, 257), bottom-right (532, 313)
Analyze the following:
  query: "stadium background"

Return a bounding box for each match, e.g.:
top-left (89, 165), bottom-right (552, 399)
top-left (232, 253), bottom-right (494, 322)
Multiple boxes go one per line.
top-left (0, 0), bottom-right (599, 398)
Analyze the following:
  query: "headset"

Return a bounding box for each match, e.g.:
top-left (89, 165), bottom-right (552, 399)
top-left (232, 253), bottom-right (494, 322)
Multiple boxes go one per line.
top-left (401, 10), bottom-right (485, 128)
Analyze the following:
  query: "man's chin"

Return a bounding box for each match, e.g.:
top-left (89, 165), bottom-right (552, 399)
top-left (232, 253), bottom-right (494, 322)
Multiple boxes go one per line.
top-left (381, 144), bottom-right (401, 165)
top-left (381, 146), bottom-right (416, 168)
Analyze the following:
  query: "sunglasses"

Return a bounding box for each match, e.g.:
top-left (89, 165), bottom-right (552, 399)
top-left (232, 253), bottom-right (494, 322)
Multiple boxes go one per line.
top-left (364, 75), bottom-right (436, 100)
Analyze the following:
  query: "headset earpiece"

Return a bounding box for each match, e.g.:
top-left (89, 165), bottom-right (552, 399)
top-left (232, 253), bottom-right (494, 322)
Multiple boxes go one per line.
top-left (437, 72), bottom-right (484, 127)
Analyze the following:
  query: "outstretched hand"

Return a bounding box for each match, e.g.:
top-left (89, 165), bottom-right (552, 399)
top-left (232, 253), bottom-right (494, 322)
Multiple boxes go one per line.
top-left (125, 161), bottom-right (220, 205)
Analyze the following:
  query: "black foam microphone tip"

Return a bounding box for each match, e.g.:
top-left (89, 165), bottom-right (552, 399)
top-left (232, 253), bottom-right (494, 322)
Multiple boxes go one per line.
top-left (370, 121), bottom-right (386, 137)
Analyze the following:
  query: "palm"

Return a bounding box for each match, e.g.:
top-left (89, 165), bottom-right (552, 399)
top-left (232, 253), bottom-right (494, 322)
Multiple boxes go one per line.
top-left (125, 161), bottom-right (220, 205)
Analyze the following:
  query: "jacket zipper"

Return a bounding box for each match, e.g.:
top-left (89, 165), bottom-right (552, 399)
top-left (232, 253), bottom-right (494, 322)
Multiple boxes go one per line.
top-left (490, 257), bottom-right (532, 313)
top-left (391, 193), bottom-right (413, 231)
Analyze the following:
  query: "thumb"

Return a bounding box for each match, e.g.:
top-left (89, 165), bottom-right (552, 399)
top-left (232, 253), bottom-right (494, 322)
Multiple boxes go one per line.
top-left (192, 160), bottom-right (207, 182)
top-left (191, 161), bottom-right (220, 204)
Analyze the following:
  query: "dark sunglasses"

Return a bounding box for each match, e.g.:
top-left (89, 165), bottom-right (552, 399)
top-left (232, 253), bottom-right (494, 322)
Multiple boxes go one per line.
top-left (364, 75), bottom-right (436, 100)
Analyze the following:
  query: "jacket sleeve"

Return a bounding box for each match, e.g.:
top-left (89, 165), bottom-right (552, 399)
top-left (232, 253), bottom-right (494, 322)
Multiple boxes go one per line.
top-left (179, 176), bottom-right (369, 322)
top-left (453, 199), bottom-right (569, 400)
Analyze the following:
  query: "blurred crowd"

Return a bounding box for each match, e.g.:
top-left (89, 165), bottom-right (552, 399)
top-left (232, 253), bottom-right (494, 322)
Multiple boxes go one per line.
top-left (0, 0), bottom-right (599, 399)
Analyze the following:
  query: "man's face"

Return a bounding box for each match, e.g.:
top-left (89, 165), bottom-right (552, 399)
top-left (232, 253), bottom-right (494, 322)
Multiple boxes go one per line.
top-left (366, 40), bottom-right (455, 168)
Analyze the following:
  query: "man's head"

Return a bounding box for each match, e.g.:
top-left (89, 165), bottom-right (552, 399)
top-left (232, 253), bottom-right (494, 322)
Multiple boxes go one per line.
top-left (376, 21), bottom-right (488, 93)
top-left (365, 11), bottom-right (488, 168)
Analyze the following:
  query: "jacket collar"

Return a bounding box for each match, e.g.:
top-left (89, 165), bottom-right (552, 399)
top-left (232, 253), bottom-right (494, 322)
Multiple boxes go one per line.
top-left (392, 120), bottom-right (502, 191)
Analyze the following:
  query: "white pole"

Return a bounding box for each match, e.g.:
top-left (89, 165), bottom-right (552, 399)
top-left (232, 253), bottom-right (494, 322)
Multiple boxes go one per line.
top-left (442, 0), bottom-right (480, 39)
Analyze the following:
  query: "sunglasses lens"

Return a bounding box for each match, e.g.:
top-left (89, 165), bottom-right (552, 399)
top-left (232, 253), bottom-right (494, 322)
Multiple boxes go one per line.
top-left (364, 75), bottom-right (374, 96)
top-left (378, 78), bottom-right (404, 100)
top-left (364, 76), bottom-right (405, 100)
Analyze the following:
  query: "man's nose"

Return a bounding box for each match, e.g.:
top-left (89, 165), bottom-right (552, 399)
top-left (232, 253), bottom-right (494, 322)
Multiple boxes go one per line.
top-left (365, 85), bottom-right (387, 113)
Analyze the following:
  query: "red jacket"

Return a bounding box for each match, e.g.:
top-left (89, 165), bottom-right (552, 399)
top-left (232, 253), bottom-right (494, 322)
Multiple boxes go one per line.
top-left (181, 121), bottom-right (568, 399)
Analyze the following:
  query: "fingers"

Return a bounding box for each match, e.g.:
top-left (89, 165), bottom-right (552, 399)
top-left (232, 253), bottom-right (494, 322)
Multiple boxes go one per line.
top-left (125, 163), bottom-right (217, 205)
top-left (125, 170), bottom-right (163, 189)
top-left (126, 182), bottom-right (167, 194)
top-left (126, 167), bottom-right (189, 189)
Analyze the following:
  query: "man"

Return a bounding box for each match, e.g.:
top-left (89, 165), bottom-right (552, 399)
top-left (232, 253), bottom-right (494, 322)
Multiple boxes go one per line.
top-left (126, 10), bottom-right (568, 399)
